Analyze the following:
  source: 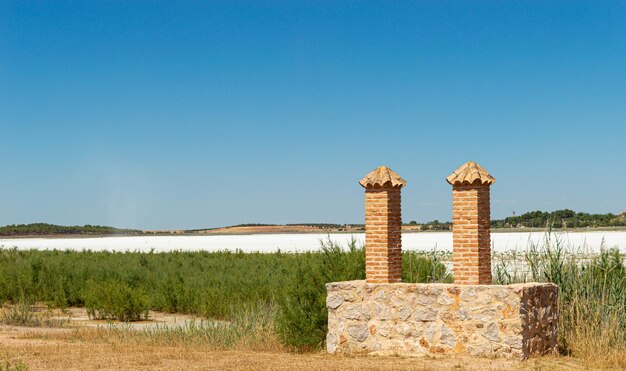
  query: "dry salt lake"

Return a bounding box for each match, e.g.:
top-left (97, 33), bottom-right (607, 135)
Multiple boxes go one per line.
top-left (1, 231), bottom-right (625, 254)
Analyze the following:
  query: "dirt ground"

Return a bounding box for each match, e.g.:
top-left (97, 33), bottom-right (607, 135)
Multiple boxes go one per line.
top-left (51, 307), bottom-right (206, 330)
top-left (0, 337), bottom-right (589, 370)
top-left (0, 320), bottom-right (597, 370)
top-left (0, 308), bottom-right (610, 370)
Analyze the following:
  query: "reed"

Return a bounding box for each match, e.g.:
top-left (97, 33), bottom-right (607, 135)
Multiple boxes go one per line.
top-left (493, 230), bottom-right (626, 367)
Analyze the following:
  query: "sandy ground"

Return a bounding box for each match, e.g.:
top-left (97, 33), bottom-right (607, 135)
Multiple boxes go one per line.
top-left (0, 331), bottom-right (590, 370)
top-left (0, 308), bottom-right (599, 371)
top-left (50, 307), bottom-right (207, 330)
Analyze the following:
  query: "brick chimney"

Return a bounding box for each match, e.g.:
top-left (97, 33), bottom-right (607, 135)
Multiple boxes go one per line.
top-left (359, 166), bottom-right (406, 283)
top-left (446, 162), bottom-right (495, 285)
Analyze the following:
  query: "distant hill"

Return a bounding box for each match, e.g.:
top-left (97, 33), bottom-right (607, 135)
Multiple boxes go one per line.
top-left (184, 223), bottom-right (365, 234)
top-left (0, 223), bottom-right (142, 236)
top-left (2, 210), bottom-right (624, 237)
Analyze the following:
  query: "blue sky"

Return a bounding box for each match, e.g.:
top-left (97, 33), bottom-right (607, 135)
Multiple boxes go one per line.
top-left (1, 1), bottom-right (625, 230)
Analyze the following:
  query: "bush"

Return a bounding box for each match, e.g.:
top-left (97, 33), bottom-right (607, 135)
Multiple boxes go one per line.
top-left (402, 251), bottom-right (451, 283)
top-left (275, 237), bottom-right (450, 350)
top-left (84, 280), bottom-right (150, 322)
top-left (275, 237), bottom-right (365, 350)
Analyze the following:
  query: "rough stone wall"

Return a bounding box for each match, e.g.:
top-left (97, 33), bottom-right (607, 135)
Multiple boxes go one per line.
top-left (326, 281), bottom-right (557, 359)
top-left (365, 187), bottom-right (402, 283)
top-left (452, 185), bottom-right (492, 284)
top-left (519, 284), bottom-right (560, 355)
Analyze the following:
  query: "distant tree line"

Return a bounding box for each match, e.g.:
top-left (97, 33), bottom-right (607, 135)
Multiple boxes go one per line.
top-left (490, 209), bottom-right (626, 229)
top-left (0, 223), bottom-right (141, 236)
top-left (405, 220), bottom-right (452, 231)
top-left (407, 210), bottom-right (626, 230)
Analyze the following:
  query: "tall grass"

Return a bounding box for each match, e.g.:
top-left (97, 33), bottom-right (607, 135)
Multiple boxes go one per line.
top-left (493, 231), bottom-right (626, 367)
top-left (0, 297), bottom-right (68, 328)
top-left (84, 302), bottom-right (282, 352)
top-left (0, 356), bottom-right (28, 371)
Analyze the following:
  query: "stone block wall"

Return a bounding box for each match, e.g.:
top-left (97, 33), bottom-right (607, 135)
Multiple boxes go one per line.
top-left (326, 281), bottom-right (558, 359)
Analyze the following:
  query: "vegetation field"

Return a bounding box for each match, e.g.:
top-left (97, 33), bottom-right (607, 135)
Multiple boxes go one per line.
top-left (0, 234), bottom-right (624, 369)
top-left (0, 238), bottom-right (447, 348)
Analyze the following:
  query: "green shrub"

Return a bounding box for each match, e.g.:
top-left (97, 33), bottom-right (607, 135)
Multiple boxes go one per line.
top-left (402, 250), bottom-right (452, 283)
top-left (275, 237), bottom-right (365, 350)
top-left (275, 237), bottom-right (450, 350)
top-left (84, 280), bottom-right (150, 322)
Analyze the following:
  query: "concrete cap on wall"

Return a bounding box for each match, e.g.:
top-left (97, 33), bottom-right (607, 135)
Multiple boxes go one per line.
top-left (446, 161), bottom-right (496, 186)
top-left (359, 166), bottom-right (407, 189)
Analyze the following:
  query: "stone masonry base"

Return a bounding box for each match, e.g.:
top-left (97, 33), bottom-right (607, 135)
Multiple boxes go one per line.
top-left (326, 281), bottom-right (557, 359)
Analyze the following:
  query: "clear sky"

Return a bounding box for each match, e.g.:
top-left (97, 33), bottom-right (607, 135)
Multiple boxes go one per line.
top-left (1, 1), bottom-right (625, 230)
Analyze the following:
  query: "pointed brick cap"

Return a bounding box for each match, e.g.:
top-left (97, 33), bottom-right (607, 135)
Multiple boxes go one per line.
top-left (446, 161), bottom-right (496, 186)
top-left (359, 166), bottom-right (407, 189)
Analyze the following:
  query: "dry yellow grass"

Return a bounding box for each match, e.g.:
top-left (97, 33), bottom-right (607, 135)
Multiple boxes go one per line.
top-left (0, 306), bottom-right (623, 370)
top-left (559, 305), bottom-right (626, 369)
top-left (0, 325), bottom-right (606, 371)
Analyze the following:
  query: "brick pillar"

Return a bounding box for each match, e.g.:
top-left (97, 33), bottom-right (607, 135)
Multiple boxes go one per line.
top-left (359, 166), bottom-right (406, 283)
top-left (446, 162), bottom-right (495, 285)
